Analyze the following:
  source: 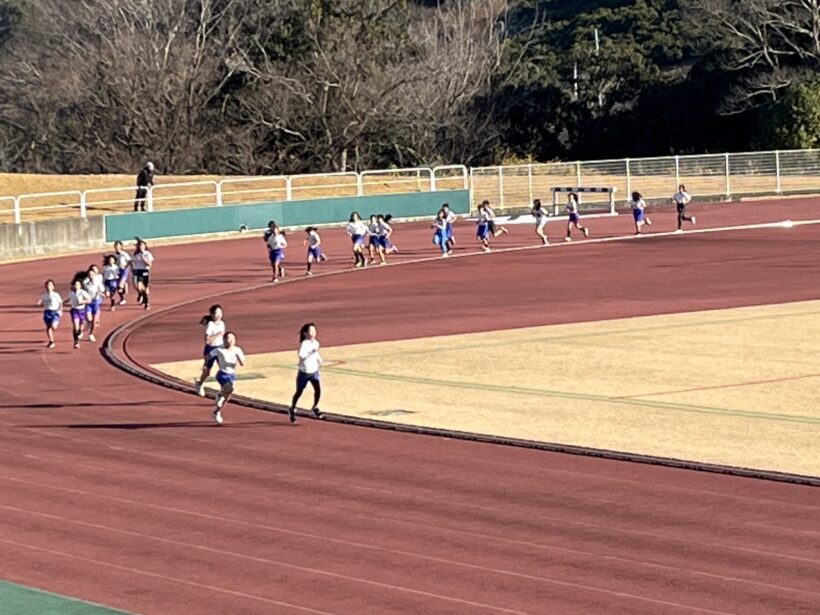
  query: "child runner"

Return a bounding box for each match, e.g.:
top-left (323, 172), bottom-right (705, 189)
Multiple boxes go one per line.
top-left (629, 191), bottom-right (652, 234)
top-left (195, 304), bottom-right (226, 397)
top-left (432, 210), bottom-right (450, 257)
top-left (36, 279), bottom-right (63, 349)
top-left (68, 278), bottom-right (91, 349)
top-left (346, 212), bottom-right (369, 268)
top-left (208, 331), bottom-right (245, 425)
top-left (83, 264), bottom-right (105, 342)
top-left (672, 184), bottom-right (696, 231)
top-left (532, 199), bottom-right (550, 245)
top-left (304, 227), bottom-right (327, 276)
top-left (565, 192), bottom-right (590, 242)
top-left (266, 225), bottom-right (287, 283)
top-left (441, 203), bottom-right (456, 253)
top-left (288, 323), bottom-right (323, 423)
top-left (481, 200), bottom-right (508, 237)
top-left (367, 214), bottom-right (380, 264)
top-left (475, 202), bottom-right (493, 252)
top-left (382, 214), bottom-right (399, 254)
top-left (132, 239), bottom-right (155, 309)
top-left (102, 255), bottom-right (121, 311)
top-left (113, 241), bottom-right (132, 305)
top-left (376, 214), bottom-right (394, 264)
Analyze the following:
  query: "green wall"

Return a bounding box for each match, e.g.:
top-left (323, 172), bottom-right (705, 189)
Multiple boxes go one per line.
top-left (104, 190), bottom-right (469, 242)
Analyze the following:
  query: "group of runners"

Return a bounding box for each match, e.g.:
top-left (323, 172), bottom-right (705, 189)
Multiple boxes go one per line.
top-left (192, 303), bottom-right (323, 425)
top-left (36, 238), bottom-right (154, 349)
top-left (35, 183), bottom-right (698, 423)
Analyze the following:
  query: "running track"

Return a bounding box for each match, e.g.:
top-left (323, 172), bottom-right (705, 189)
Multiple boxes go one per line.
top-left (1, 199), bottom-right (819, 614)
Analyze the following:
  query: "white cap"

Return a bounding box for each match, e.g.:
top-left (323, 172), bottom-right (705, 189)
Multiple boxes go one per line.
top-left (146, 161), bottom-right (154, 170)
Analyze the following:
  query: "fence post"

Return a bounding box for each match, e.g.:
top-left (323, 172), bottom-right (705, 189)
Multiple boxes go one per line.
top-left (146, 187), bottom-right (154, 212)
top-left (469, 168), bottom-right (475, 212)
top-left (285, 177), bottom-right (293, 201)
top-left (575, 161), bottom-right (581, 186)
top-left (215, 181), bottom-right (223, 207)
top-left (674, 155), bottom-right (680, 189)
top-left (356, 173), bottom-right (363, 197)
top-left (13, 196), bottom-right (20, 225)
top-left (498, 166), bottom-right (504, 209)
top-left (79, 191), bottom-right (87, 218)
top-left (431, 170), bottom-right (437, 193)
top-left (416, 168), bottom-right (422, 192)
top-left (527, 163), bottom-right (534, 206)
top-left (724, 153), bottom-right (731, 198)
top-left (625, 158), bottom-right (631, 196)
top-left (775, 150), bottom-right (782, 194)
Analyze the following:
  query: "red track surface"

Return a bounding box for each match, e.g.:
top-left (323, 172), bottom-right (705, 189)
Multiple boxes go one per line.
top-left (2, 199), bottom-right (820, 614)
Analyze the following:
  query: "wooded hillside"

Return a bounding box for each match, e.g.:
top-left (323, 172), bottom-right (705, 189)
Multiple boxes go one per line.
top-left (0, 0), bottom-right (817, 175)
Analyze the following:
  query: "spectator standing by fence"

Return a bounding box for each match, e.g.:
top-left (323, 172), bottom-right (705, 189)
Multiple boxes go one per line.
top-left (134, 162), bottom-right (155, 212)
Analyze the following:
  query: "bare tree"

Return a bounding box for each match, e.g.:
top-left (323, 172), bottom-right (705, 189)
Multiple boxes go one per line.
top-left (685, 0), bottom-right (820, 112)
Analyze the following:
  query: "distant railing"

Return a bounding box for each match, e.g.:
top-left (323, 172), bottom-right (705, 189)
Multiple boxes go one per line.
top-left (3, 149), bottom-right (820, 224)
top-left (470, 149), bottom-right (820, 213)
top-left (1, 165), bottom-right (469, 224)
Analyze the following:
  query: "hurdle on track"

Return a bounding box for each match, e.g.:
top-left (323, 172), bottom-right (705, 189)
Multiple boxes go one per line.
top-left (551, 186), bottom-right (617, 216)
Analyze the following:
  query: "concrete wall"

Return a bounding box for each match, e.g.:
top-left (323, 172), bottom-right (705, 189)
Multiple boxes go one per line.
top-left (0, 216), bottom-right (105, 261)
top-left (105, 190), bottom-right (470, 242)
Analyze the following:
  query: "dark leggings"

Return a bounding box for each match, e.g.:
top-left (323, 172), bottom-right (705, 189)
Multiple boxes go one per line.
top-left (677, 207), bottom-right (693, 228)
top-left (292, 376), bottom-right (321, 409)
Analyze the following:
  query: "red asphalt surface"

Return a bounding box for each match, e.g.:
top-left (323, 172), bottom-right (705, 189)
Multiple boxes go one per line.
top-left (1, 198), bottom-right (820, 614)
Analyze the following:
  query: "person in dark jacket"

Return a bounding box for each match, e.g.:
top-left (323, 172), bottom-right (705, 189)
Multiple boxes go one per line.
top-left (134, 161), bottom-right (155, 212)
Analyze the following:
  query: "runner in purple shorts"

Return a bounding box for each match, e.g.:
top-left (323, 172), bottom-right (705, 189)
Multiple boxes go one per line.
top-left (36, 279), bottom-right (63, 349)
top-left (304, 227), bottom-right (327, 276)
top-left (565, 192), bottom-right (590, 242)
top-left (67, 278), bottom-right (91, 349)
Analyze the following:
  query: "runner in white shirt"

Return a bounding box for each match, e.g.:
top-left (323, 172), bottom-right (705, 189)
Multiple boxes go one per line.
top-left (195, 304), bottom-right (226, 397)
top-left (266, 225), bottom-right (288, 283)
top-left (36, 279), bottom-right (63, 349)
top-left (629, 191), bottom-right (652, 235)
top-left (432, 210), bottom-right (450, 257)
top-left (68, 278), bottom-right (92, 349)
top-left (531, 198), bottom-right (550, 246)
top-left (565, 192), bottom-right (590, 242)
top-left (82, 264), bottom-right (105, 342)
top-left (366, 214), bottom-right (380, 264)
top-left (441, 203), bottom-right (456, 253)
top-left (346, 211), bottom-right (369, 268)
top-left (208, 331), bottom-right (245, 425)
top-left (475, 202), bottom-right (494, 252)
top-left (113, 241), bottom-right (132, 305)
top-left (304, 227), bottom-right (327, 276)
top-left (132, 239), bottom-right (155, 310)
top-left (672, 184), bottom-right (696, 232)
top-left (481, 200), bottom-right (508, 238)
top-left (288, 323), bottom-right (323, 423)
top-left (102, 255), bottom-right (121, 311)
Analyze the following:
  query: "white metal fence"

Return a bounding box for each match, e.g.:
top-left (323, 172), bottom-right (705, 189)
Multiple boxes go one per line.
top-left (2, 149), bottom-right (820, 224)
top-left (470, 149), bottom-right (820, 213)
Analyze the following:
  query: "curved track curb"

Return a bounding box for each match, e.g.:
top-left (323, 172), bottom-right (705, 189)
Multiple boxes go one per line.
top-left (101, 262), bottom-right (820, 488)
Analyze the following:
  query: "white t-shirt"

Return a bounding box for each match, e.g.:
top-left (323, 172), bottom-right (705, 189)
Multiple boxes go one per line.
top-left (205, 320), bottom-right (225, 346)
top-left (133, 250), bottom-right (154, 270)
top-left (629, 198), bottom-right (646, 210)
top-left (114, 251), bottom-right (132, 270)
top-left (69, 289), bottom-right (91, 309)
top-left (566, 199), bottom-right (579, 214)
top-left (40, 291), bottom-right (62, 311)
top-left (83, 273), bottom-right (104, 299)
top-left (443, 211), bottom-right (456, 224)
top-left (298, 339), bottom-right (322, 374)
top-left (267, 234), bottom-right (287, 250)
top-left (532, 207), bottom-right (548, 221)
top-left (210, 346), bottom-right (245, 374)
top-left (103, 264), bottom-right (120, 281)
top-left (347, 221), bottom-right (368, 236)
top-left (307, 231), bottom-right (321, 247)
top-left (378, 222), bottom-right (392, 237)
top-left (477, 209), bottom-right (491, 223)
top-left (673, 191), bottom-right (691, 205)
